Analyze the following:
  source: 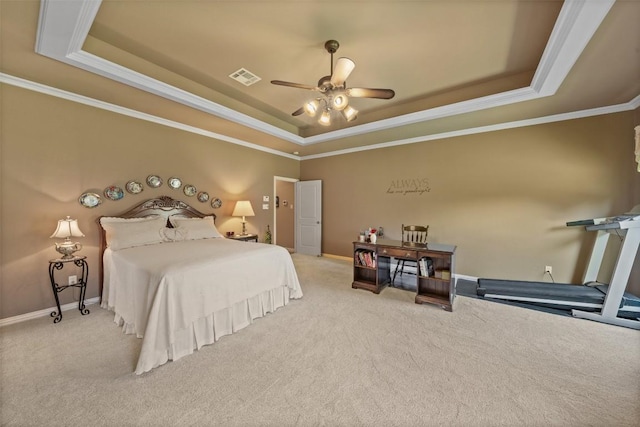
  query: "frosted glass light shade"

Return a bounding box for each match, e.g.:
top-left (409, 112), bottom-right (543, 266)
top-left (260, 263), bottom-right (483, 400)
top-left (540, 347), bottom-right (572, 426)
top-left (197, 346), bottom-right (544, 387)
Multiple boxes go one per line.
top-left (318, 110), bottom-right (331, 126)
top-left (342, 105), bottom-right (358, 122)
top-left (303, 99), bottom-right (319, 117)
top-left (331, 93), bottom-right (348, 111)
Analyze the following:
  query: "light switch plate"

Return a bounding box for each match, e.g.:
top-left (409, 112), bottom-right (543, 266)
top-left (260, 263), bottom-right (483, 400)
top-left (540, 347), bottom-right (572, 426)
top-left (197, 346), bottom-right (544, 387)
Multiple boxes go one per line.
top-left (262, 203), bottom-right (269, 210)
top-left (263, 196), bottom-right (270, 202)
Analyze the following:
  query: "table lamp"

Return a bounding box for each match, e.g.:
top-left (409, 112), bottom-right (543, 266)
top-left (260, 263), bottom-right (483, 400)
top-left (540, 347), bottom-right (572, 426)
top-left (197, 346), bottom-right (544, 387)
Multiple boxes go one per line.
top-left (50, 216), bottom-right (84, 259)
top-left (232, 200), bottom-right (255, 236)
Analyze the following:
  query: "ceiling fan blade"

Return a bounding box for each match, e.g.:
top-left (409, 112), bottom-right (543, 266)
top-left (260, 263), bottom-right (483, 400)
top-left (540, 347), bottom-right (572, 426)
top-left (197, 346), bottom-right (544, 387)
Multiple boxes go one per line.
top-left (271, 80), bottom-right (318, 91)
top-left (292, 107), bottom-right (304, 116)
top-left (347, 87), bottom-right (395, 99)
top-left (330, 57), bottom-right (355, 87)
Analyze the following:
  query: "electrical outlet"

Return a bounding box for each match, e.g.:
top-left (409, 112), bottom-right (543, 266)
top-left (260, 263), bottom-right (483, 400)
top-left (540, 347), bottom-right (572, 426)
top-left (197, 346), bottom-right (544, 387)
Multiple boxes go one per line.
top-left (544, 266), bottom-right (553, 275)
top-left (68, 275), bottom-right (78, 285)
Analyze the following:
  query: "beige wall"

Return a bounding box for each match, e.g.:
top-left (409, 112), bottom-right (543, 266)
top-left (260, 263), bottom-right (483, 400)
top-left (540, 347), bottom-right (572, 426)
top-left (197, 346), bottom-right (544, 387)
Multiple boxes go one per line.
top-left (0, 84), bottom-right (300, 319)
top-left (302, 111), bottom-right (640, 294)
top-left (2, 83), bottom-right (639, 320)
top-left (275, 180), bottom-right (295, 249)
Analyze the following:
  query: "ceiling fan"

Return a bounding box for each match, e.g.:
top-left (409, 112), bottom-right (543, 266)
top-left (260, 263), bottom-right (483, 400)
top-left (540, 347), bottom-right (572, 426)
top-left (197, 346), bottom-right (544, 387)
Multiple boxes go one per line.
top-left (271, 40), bottom-right (395, 126)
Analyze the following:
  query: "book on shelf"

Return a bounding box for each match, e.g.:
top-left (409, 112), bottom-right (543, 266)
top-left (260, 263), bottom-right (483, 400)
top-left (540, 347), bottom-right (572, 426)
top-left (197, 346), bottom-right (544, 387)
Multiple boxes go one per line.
top-left (365, 251), bottom-right (376, 268)
top-left (419, 257), bottom-right (434, 277)
top-left (355, 250), bottom-right (376, 268)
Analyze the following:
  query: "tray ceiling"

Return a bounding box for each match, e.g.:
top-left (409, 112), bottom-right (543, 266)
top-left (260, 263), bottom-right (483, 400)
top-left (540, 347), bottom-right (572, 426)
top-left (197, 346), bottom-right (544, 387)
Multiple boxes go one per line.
top-left (6, 0), bottom-right (637, 157)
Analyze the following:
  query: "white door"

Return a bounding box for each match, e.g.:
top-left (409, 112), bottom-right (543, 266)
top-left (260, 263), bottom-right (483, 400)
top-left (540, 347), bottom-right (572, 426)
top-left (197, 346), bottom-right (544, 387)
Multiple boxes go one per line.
top-left (295, 180), bottom-right (322, 256)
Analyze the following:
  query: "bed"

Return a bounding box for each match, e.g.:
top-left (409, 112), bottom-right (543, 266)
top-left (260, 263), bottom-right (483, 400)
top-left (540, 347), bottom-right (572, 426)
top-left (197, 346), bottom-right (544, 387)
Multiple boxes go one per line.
top-left (98, 196), bottom-right (303, 374)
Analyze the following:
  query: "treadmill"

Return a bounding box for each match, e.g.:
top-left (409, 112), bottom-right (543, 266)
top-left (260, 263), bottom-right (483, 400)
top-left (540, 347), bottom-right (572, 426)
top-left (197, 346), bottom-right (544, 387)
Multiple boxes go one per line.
top-left (477, 207), bottom-right (640, 330)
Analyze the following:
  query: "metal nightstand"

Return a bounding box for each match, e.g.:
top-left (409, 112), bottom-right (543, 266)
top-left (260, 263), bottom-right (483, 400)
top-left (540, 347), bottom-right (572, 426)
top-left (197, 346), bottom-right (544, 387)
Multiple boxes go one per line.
top-left (48, 256), bottom-right (90, 323)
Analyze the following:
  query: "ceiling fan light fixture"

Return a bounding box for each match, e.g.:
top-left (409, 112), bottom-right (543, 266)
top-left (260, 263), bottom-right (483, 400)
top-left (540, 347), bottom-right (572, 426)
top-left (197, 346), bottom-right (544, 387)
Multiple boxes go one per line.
top-left (303, 99), bottom-right (320, 117)
top-left (272, 40), bottom-right (394, 127)
top-left (331, 93), bottom-right (348, 111)
top-left (342, 105), bottom-right (358, 122)
top-left (318, 109), bottom-right (332, 126)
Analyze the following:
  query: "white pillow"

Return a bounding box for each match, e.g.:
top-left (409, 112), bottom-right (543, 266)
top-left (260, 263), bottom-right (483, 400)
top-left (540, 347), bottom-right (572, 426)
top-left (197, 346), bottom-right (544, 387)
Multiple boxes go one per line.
top-left (168, 215), bottom-right (187, 228)
top-left (171, 216), bottom-right (223, 240)
top-left (100, 216), bottom-right (166, 250)
top-left (161, 227), bottom-right (188, 242)
top-left (168, 215), bottom-right (211, 228)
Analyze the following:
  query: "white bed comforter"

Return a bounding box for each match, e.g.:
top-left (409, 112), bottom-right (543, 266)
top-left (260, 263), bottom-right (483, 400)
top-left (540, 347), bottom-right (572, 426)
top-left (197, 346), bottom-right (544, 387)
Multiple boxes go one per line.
top-left (101, 238), bottom-right (303, 374)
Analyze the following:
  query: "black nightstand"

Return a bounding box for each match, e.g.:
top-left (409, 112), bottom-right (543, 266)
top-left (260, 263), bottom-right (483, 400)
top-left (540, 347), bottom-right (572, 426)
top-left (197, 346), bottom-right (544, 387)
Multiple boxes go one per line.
top-left (48, 256), bottom-right (90, 323)
top-left (228, 234), bottom-right (258, 242)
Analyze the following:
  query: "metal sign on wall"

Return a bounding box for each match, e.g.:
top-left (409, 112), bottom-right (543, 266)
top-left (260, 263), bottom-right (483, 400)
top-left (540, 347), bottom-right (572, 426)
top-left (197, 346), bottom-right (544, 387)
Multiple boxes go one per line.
top-left (386, 178), bottom-right (431, 195)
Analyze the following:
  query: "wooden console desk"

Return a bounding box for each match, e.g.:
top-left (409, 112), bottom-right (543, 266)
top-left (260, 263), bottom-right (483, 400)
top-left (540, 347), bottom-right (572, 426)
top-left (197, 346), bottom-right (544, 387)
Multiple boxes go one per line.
top-left (352, 239), bottom-right (457, 311)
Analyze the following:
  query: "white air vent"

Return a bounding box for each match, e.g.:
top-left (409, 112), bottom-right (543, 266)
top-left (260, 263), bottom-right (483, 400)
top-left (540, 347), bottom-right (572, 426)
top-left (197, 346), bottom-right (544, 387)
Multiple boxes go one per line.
top-left (229, 68), bottom-right (261, 86)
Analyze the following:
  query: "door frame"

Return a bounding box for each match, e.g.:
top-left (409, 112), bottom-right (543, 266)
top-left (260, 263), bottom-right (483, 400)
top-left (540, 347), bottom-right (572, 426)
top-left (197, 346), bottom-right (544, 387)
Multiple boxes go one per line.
top-left (273, 176), bottom-right (299, 247)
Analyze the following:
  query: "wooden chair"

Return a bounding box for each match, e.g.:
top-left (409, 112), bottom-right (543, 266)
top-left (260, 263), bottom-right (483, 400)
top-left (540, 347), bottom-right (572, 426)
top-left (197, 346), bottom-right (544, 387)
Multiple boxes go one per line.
top-left (392, 224), bottom-right (429, 285)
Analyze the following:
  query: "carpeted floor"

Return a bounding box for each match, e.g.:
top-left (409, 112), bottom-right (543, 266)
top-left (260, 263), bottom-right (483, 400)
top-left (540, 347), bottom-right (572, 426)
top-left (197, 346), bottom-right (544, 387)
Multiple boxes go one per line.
top-left (1, 254), bottom-right (639, 426)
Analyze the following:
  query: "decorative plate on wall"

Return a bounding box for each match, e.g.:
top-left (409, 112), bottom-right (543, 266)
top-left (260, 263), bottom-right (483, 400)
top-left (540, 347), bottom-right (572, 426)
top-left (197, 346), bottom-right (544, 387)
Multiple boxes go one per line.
top-left (168, 177), bottom-right (182, 189)
top-left (79, 192), bottom-right (102, 208)
top-left (197, 192), bottom-right (210, 203)
top-left (104, 186), bottom-right (125, 201)
top-left (211, 198), bottom-right (222, 209)
top-left (125, 180), bottom-right (144, 194)
top-left (146, 175), bottom-right (163, 188)
top-left (183, 184), bottom-right (197, 197)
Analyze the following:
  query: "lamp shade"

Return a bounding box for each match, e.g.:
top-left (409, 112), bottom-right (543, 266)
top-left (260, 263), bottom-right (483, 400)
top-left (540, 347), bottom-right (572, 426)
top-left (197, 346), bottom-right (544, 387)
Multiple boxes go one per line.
top-left (232, 201), bottom-right (255, 218)
top-left (342, 105), bottom-right (358, 122)
top-left (303, 99), bottom-right (320, 117)
top-left (331, 92), bottom-right (348, 111)
top-left (318, 109), bottom-right (331, 126)
top-left (50, 216), bottom-right (84, 239)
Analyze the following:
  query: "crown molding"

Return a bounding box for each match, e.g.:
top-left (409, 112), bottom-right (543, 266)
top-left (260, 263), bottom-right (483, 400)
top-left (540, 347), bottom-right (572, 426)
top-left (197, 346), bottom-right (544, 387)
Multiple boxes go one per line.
top-left (2, 72), bottom-right (637, 161)
top-left (34, 0), bottom-right (618, 147)
top-left (35, 0), bottom-right (304, 145)
top-left (68, 50), bottom-right (306, 145)
top-left (303, 87), bottom-right (538, 145)
top-left (0, 73), bottom-right (640, 160)
top-left (532, 0), bottom-right (615, 95)
top-left (0, 73), bottom-right (301, 160)
top-left (35, 0), bottom-right (101, 56)
top-left (301, 94), bottom-right (640, 160)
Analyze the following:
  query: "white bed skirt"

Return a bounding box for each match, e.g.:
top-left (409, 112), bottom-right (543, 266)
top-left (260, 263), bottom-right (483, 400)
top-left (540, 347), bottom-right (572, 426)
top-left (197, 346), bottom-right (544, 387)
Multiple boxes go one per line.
top-left (104, 285), bottom-right (291, 374)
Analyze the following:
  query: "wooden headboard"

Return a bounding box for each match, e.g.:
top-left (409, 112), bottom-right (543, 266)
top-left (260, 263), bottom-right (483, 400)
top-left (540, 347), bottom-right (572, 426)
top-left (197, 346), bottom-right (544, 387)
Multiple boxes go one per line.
top-left (97, 195), bottom-right (216, 299)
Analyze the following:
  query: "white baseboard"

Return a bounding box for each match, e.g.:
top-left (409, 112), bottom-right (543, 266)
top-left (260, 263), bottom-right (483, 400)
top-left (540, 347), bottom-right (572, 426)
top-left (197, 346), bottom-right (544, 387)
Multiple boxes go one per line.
top-left (322, 253), bottom-right (352, 262)
top-left (454, 274), bottom-right (479, 283)
top-left (0, 297), bottom-right (100, 328)
top-left (0, 268), bottom-right (478, 328)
